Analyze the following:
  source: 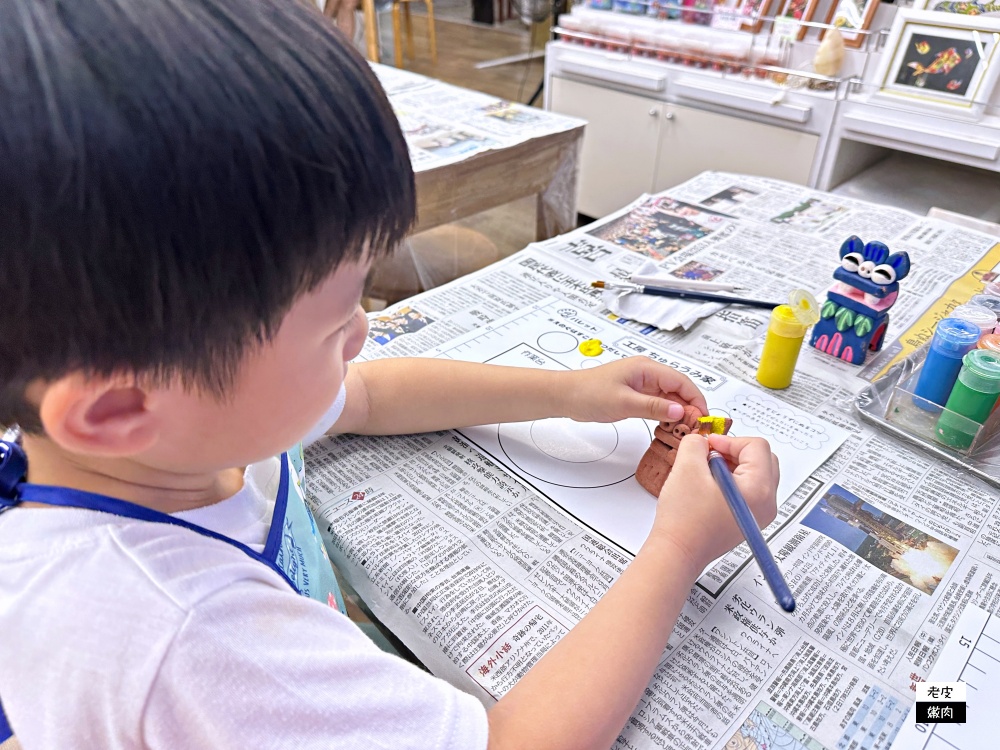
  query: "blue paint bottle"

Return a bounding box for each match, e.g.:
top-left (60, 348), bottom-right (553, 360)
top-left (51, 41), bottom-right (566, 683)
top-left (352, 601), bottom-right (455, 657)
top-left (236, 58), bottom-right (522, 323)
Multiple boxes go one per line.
top-left (913, 317), bottom-right (982, 409)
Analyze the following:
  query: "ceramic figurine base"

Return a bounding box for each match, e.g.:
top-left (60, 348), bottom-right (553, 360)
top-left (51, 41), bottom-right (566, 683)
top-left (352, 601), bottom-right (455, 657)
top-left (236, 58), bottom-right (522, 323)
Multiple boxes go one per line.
top-left (635, 406), bottom-right (732, 497)
top-left (809, 236), bottom-right (911, 365)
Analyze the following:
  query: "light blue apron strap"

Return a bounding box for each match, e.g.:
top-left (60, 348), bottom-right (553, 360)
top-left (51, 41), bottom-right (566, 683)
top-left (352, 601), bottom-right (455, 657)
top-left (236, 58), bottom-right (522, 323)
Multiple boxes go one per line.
top-left (274, 451), bottom-right (347, 613)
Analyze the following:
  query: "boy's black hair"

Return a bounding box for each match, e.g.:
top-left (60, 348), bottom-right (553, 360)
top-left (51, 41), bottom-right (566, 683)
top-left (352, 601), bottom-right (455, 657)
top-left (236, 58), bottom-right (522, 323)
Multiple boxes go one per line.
top-left (0, 0), bottom-right (415, 431)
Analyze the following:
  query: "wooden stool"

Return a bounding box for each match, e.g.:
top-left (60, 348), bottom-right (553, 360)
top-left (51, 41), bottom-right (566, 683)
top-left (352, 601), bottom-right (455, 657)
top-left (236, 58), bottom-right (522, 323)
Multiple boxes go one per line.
top-left (391, 0), bottom-right (437, 67)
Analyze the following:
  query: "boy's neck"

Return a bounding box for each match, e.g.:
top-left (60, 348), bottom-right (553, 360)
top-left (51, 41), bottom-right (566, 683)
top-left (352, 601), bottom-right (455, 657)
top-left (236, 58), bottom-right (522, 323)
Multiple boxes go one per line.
top-left (20, 435), bottom-right (245, 514)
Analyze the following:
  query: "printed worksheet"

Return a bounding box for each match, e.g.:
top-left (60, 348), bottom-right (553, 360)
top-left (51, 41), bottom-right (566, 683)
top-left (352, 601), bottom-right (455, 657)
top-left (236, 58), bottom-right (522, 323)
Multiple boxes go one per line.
top-left (423, 298), bottom-right (850, 553)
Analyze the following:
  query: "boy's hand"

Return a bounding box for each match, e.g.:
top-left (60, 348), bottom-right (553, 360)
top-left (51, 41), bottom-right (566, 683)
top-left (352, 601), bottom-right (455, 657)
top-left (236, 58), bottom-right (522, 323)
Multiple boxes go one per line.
top-left (648, 433), bottom-right (779, 574)
top-left (564, 357), bottom-right (709, 424)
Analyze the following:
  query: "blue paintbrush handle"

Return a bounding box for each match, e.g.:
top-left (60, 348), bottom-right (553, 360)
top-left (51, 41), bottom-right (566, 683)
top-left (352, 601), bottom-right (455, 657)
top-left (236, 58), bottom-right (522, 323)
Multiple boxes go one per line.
top-left (640, 285), bottom-right (779, 311)
top-left (708, 450), bottom-right (796, 612)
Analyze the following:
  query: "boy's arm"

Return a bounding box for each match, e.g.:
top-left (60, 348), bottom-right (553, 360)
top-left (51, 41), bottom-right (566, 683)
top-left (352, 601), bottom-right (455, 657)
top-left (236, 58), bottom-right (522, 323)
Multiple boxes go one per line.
top-left (331, 356), bottom-right (709, 435)
top-left (487, 434), bottom-right (780, 750)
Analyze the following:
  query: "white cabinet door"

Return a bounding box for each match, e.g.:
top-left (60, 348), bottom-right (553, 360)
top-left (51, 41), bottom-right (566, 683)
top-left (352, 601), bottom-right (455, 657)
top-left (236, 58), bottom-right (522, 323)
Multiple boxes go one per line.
top-left (653, 104), bottom-right (819, 192)
top-left (549, 76), bottom-right (661, 218)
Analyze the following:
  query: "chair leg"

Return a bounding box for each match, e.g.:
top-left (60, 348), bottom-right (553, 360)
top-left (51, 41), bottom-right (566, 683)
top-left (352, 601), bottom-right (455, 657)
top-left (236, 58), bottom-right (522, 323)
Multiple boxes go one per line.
top-left (425, 0), bottom-right (437, 63)
top-left (361, 0), bottom-right (379, 61)
top-left (391, 2), bottom-right (404, 67)
top-left (402, 3), bottom-right (415, 59)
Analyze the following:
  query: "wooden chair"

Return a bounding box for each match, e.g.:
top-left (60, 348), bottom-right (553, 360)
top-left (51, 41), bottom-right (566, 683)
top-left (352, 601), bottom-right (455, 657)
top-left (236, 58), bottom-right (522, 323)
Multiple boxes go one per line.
top-left (391, 0), bottom-right (437, 67)
top-left (495, 0), bottom-right (513, 22)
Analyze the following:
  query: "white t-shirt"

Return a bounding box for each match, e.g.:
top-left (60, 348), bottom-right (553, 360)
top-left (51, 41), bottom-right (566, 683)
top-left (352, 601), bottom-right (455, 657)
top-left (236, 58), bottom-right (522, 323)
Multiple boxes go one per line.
top-left (0, 389), bottom-right (489, 749)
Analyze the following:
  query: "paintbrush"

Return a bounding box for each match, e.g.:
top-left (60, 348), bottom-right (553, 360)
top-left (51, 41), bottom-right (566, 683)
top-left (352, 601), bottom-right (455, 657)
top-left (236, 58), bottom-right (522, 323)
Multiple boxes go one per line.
top-left (591, 280), bottom-right (780, 311)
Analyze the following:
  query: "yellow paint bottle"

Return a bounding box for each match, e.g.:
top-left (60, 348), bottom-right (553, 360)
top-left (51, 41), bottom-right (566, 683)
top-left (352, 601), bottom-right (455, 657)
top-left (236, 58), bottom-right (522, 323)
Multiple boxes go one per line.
top-left (756, 290), bottom-right (820, 390)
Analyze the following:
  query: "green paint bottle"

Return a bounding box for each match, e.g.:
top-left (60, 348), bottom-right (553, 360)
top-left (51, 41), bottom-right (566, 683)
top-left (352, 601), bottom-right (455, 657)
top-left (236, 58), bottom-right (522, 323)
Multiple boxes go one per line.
top-left (936, 349), bottom-right (1000, 450)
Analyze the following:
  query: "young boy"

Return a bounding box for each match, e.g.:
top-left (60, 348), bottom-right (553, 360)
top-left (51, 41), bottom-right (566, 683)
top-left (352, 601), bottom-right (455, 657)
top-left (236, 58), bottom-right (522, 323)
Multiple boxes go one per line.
top-left (0, 1), bottom-right (779, 748)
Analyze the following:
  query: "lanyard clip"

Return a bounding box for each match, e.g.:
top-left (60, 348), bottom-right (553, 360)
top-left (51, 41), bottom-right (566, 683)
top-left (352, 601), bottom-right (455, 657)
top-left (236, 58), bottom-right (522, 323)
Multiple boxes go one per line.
top-left (0, 440), bottom-right (27, 509)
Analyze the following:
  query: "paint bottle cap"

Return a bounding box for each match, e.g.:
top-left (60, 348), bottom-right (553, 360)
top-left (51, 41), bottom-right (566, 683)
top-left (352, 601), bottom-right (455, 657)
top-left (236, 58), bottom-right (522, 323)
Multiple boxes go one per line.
top-left (959, 349), bottom-right (1000, 393)
top-left (983, 281), bottom-right (1000, 297)
top-left (978, 333), bottom-right (1000, 352)
top-left (788, 288), bottom-right (821, 327)
top-left (969, 294), bottom-right (1000, 315)
top-left (931, 317), bottom-right (981, 357)
top-left (768, 305), bottom-right (807, 338)
top-left (951, 303), bottom-right (997, 333)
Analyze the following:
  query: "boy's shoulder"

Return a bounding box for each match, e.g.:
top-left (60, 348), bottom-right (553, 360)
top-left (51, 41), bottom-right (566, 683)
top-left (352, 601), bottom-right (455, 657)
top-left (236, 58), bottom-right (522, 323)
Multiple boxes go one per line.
top-left (0, 507), bottom-right (491, 750)
top-left (0, 503), bottom-right (289, 612)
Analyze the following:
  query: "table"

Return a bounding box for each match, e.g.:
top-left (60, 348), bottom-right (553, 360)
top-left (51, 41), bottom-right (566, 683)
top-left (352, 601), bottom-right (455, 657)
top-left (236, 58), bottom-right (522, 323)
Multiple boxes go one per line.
top-left (412, 125), bottom-right (582, 239)
top-left (371, 63), bottom-right (585, 241)
top-left (307, 170), bottom-right (1000, 750)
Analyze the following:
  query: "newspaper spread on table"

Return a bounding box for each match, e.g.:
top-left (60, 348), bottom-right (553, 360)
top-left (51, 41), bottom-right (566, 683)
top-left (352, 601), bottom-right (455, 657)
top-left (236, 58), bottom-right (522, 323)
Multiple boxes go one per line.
top-left (306, 171), bottom-right (1000, 750)
top-left (370, 63), bottom-right (583, 171)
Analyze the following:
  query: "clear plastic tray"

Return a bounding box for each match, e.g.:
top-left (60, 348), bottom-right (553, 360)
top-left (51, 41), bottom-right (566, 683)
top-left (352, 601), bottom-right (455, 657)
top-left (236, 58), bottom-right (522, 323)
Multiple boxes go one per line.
top-left (855, 344), bottom-right (1000, 488)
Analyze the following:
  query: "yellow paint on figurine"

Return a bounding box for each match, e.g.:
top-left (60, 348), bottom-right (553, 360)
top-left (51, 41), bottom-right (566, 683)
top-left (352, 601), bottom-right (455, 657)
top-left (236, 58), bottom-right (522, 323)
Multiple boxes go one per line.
top-left (697, 416), bottom-right (727, 434)
top-left (579, 339), bottom-right (603, 356)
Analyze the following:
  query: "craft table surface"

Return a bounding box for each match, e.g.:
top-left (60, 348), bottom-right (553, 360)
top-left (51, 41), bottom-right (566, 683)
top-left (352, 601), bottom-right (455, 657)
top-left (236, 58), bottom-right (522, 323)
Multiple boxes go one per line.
top-left (308, 171), bottom-right (1000, 750)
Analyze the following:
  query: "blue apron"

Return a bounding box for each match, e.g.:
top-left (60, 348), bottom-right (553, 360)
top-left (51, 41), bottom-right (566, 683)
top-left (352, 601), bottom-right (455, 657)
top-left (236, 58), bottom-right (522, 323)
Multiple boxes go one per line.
top-left (0, 439), bottom-right (344, 743)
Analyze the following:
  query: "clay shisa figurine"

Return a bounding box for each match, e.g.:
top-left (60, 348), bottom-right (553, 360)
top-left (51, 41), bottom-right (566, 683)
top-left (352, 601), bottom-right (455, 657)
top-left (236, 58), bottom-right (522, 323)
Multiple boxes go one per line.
top-left (635, 406), bottom-right (732, 497)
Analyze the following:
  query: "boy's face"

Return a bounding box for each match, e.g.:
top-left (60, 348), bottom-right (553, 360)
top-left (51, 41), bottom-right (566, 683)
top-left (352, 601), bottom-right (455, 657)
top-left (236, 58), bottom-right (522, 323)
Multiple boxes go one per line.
top-left (149, 258), bottom-right (370, 472)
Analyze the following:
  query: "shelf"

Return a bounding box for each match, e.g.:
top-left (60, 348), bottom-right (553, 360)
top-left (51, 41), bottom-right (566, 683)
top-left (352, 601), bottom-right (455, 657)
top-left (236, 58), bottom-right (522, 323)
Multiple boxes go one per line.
top-left (672, 76), bottom-right (814, 122)
top-left (831, 152), bottom-right (1000, 223)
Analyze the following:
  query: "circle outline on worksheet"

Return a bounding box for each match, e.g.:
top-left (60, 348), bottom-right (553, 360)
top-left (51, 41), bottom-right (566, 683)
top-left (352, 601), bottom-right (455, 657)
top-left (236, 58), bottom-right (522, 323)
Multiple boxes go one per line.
top-left (529, 420), bottom-right (619, 463)
top-left (497, 418), bottom-right (654, 488)
top-left (535, 331), bottom-right (579, 354)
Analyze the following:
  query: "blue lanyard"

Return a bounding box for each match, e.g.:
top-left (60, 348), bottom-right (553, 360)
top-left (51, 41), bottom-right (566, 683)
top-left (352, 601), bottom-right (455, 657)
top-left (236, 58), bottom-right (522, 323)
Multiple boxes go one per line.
top-left (0, 704), bottom-right (11, 744)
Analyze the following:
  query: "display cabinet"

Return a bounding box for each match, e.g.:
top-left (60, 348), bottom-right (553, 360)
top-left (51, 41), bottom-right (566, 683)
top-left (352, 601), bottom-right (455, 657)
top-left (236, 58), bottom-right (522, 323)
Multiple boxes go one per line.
top-left (544, 2), bottom-right (1000, 214)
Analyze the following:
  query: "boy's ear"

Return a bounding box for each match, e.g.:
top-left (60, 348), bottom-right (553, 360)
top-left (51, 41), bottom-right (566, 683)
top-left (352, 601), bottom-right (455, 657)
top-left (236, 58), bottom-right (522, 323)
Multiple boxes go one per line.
top-left (36, 374), bottom-right (159, 457)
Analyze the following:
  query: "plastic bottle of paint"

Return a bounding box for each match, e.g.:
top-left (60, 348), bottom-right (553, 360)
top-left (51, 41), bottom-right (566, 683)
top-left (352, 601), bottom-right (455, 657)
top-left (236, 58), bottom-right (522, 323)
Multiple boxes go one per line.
top-left (950, 303), bottom-right (997, 334)
top-left (983, 280), bottom-right (1000, 297)
top-left (969, 294), bottom-right (1000, 326)
top-left (978, 335), bottom-right (1000, 414)
top-left (912, 317), bottom-right (981, 409)
top-left (756, 290), bottom-right (820, 390)
top-left (936, 349), bottom-right (1000, 450)
top-left (979, 333), bottom-right (1000, 352)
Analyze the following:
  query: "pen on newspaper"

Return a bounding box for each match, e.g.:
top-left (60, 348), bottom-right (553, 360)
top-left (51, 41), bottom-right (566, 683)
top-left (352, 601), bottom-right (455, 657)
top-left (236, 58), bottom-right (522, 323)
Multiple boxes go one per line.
top-left (706, 446), bottom-right (796, 613)
top-left (628, 274), bottom-right (747, 293)
top-left (591, 281), bottom-right (781, 311)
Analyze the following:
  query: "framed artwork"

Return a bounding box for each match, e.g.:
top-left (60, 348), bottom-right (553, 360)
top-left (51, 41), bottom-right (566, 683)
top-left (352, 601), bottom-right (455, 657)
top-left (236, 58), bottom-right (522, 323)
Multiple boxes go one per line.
top-left (773, 0), bottom-right (820, 40)
top-left (872, 9), bottom-right (1000, 117)
top-left (739, 0), bottom-right (777, 32)
top-left (709, 0), bottom-right (776, 31)
top-left (911, 0), bottom-right (1000, 16)
top-left (823, 0), bottom-right (881, 48)
top-left (681, 0), bottom-right (715, 25)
